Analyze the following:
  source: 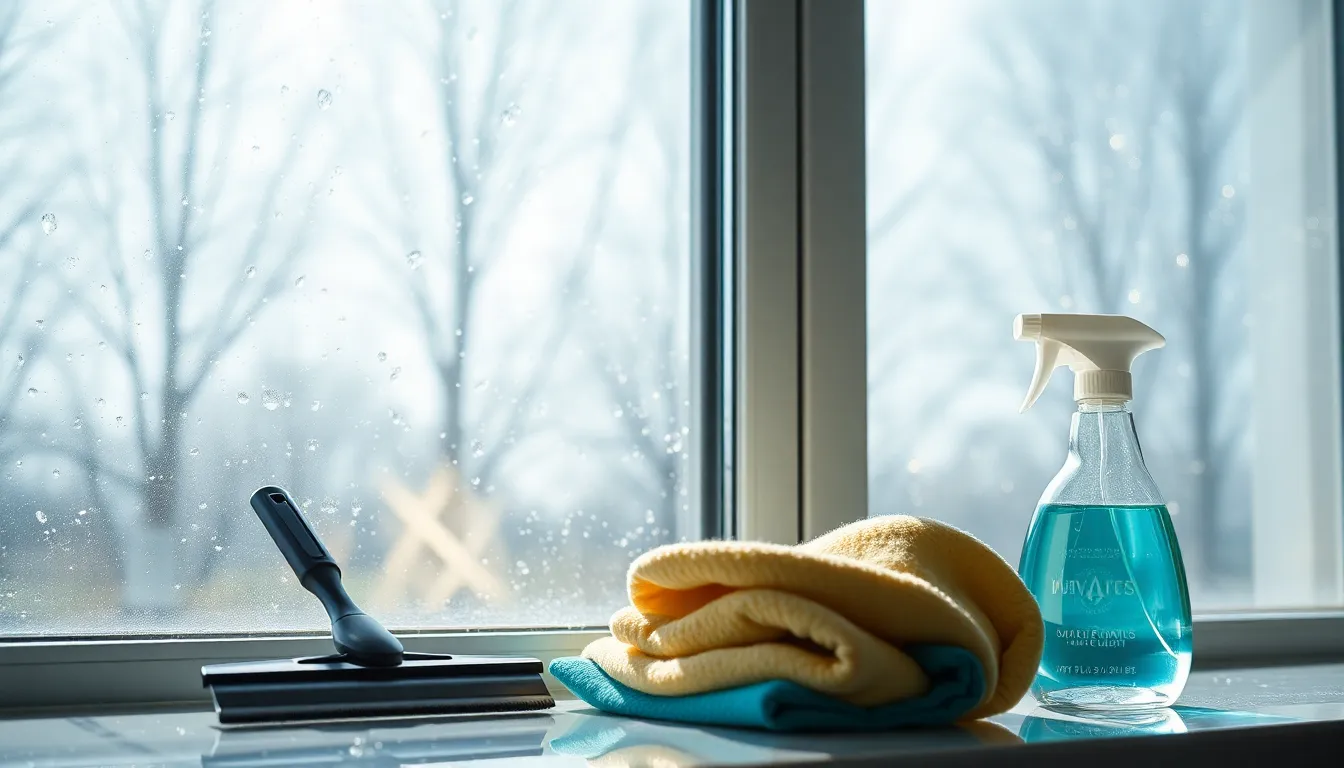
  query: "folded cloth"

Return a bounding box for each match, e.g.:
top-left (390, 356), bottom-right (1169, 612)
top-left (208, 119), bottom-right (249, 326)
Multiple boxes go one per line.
top-left (550, 644), bottom-right (987, 732)
top-left (577, 516), bottom-right (1043, 721)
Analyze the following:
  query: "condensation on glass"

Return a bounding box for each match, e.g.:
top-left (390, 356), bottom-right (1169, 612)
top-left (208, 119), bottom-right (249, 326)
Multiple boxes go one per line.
top-left (865, 0), bottom-right (1341, 610)
top-left (0, 0), bottom-right (694, 635)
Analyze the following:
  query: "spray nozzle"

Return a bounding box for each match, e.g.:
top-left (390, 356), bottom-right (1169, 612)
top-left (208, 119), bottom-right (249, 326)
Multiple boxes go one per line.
top-left (1014, 313), bottom-right (1164, 412)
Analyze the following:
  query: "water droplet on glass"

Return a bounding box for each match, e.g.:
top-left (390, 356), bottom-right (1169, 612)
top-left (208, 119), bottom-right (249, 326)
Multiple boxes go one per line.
top-left (280, 84), bottom-right (290, 95)
top-left (310, 400), bottom-right (322, 411)
top-left (199, 502), bottom-right (209, 510)
top-left (471, 440), bottom-right (485, 457)
top-left (26, 387), bottom-right (37, 398)
top-left (1108, 133), bottom-right (1125, 151)
top-left (34, 319), bottom-right (44, 330)
top-left (500, 103), bottom-right (521, 126)
top-left (116, 416), bottom-right (123, 425)
top-left (320, 498), bottom-right (338, 514)
top-left (460, 192), bottom-right (474, 206)
top-left (72, 417), bottom-right (82, 429)
top-left (35, 511), bottom-right (48, 524)
top-left (78, 509), bottom-right (88, 516)
top-left (473, 379), bottom-right (488, 391)
top-left (1127, 288), bottom-right (1142, 304)
top-left (316, 89), bottom-right (333, 110)
top-left (165, 111), bottom-right (176, 121)
top-left (51, 469), bottom-right (60, 479)
top-left (389, 366), bottom-right (401, 381)
top-left (262, 389), bottom-right (282, 410)
top-left (214, 545), bottom-right (223, 551)
top-left (612, 408), bottom-right (623, 418)
top-left (377, 351), bottom-right (387, 362)
top-left (406, 250), bottom-right (424, 269)
top-left (237, 391), bottom-right (250, 404)
top-left (1176, 253), bottom-right (1190, 268)
top-left (65, 254), bottom-right (78, 269)
top-left (180, 195), bottom-right (189, 207)
top-left (140, 391), bottom-right (150, 401)
top-left (15, 354), bottom-right (24, 368)
top-left (244, 265), bottom-right (257, 279)
top-left (294, 275), bottom-right (305, 288)
top-left (98, 341), bottom-right (107, 350)
top-left (307, 438), bottom-right (319, 451)
top-left (1221, 184), bottom-right (1236, 199)
top-left (470, 476), bottom-right (481, 487)
top-left (41, 213), bottom-right (56, 234)
top-left (189, 447), bottom-right (200, 457)
top-left (282, 394), bottom-right (292, 408)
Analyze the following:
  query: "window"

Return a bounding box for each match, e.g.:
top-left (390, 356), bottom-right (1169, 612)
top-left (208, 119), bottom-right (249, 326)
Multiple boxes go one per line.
top-left (2, 0), bottom-right (1342, 712)
top-left (866, 0), bottom-right (1342, 611)
top-left (0, 0), bottom-right (695, 635)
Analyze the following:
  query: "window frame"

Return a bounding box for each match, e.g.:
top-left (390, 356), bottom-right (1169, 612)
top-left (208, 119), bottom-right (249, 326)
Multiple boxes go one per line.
top-left (3, 0), bottom-right (1344, 715)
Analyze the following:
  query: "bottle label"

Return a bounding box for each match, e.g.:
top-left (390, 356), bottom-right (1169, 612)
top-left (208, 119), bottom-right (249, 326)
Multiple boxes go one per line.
top-left (1053, 627), bottom-right (1137, 647)
top-left (1051, 565), bottom-right (1137, 613)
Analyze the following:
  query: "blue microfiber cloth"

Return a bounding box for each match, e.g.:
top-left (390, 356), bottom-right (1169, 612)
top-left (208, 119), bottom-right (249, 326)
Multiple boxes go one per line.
top-left (549, 644), bottom-right (987, 733)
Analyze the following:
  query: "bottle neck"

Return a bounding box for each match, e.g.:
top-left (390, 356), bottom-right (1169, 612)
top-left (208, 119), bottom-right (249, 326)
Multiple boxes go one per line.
top-left (1071, 401), bottom-right (1145, 473)
top-left (1043, 400), bottom-right (1164, 507)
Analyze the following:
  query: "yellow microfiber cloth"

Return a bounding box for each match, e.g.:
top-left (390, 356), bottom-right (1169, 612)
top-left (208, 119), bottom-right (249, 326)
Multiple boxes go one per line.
top-left (579, 515), bottom-right (1043, 720)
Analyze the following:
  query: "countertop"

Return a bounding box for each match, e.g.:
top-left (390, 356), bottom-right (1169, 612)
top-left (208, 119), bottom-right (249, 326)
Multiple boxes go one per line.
top-left (3, 664), bottom-right (1344, 767)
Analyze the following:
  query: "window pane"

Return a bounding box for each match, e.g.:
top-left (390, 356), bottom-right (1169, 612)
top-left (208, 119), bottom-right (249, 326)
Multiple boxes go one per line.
top-left (866, 0), bottom-right (1341, 610)
top-left (0, 0), bottom-right (695, 635)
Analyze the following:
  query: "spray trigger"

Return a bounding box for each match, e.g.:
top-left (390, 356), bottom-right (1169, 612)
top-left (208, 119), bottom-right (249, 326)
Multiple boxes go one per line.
top-left (1014, 313), bottom-right (1164, 411)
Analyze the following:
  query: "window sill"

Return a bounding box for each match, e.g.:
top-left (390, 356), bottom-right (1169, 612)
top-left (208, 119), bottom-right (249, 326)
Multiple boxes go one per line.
top-left (1, 661), bottom-right (1344, 766)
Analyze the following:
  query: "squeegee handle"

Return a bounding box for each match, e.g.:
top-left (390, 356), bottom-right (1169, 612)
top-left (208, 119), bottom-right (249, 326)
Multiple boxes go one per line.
top-left (250, 485), bottom-right (340, 583)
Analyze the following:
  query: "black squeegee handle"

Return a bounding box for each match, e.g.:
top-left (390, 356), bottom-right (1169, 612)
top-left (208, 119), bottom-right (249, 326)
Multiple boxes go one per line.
top-left (250, 485), bottom-right (339, 580)
top-left (250, 485), bottom-right (404, 667)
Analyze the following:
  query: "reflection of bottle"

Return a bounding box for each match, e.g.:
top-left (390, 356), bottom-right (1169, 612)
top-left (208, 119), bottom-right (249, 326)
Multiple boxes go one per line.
top-left (1014, 314), bottom-right (1192, 712)
top-left (1018, 707), bottom-right (1187, 743)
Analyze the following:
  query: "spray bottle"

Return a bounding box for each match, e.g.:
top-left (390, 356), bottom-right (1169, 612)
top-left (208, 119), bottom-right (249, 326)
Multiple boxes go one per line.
top-left (1014, 313), bottom-right (1192, 711)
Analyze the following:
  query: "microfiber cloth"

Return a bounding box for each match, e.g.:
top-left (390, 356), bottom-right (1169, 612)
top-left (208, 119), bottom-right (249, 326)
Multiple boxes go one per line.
top-left (550, 644), bottom-right (986, 732)
top-left (570, 515), bottom-right (1043, 722)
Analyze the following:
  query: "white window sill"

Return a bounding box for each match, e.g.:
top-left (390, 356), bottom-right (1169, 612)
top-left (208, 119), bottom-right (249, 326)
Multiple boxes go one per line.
top-left (2, 662), bottom-right (1344, 766)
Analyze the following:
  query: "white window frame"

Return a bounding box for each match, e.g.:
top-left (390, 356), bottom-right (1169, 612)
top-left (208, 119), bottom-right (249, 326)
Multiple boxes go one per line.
top-left (3, 0), bottom-right (1344, 715)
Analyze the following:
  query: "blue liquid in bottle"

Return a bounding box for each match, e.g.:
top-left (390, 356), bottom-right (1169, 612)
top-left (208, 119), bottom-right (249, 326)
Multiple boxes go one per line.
top-left (1018, 402), bottom-right (1193, 712)
top-left (1019, 503), bottom-right (1192, 710)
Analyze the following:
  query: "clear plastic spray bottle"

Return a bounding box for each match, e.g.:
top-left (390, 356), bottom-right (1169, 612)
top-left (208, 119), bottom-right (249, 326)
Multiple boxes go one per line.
top-left (1014, 313), bottom-right (1192, 712)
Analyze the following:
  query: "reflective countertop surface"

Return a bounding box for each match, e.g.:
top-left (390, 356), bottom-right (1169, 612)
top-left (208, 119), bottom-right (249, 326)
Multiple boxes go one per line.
top-left (2, 664), bottom-right (1343, 767)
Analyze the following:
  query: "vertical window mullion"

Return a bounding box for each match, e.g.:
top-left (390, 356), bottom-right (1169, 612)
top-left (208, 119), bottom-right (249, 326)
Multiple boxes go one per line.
top-left (799, 0), bottom-right (870, 539)
top-left (734, 0), bottom-right (802, 544)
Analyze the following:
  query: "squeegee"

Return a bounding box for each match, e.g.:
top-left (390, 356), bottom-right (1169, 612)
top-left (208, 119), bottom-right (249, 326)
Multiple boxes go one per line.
top-left (201, 485), bottom-right (554, 726)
